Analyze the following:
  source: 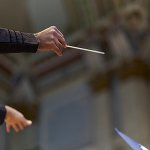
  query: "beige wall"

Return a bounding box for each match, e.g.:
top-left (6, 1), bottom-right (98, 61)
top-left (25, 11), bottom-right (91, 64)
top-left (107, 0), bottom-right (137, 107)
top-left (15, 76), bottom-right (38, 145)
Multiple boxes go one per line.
top-left (0, 0), bottom-right (33, 32)
top-left (28, 0), bottom-right (68, 32)
top-left (0, 0), bottom-right (68, 32)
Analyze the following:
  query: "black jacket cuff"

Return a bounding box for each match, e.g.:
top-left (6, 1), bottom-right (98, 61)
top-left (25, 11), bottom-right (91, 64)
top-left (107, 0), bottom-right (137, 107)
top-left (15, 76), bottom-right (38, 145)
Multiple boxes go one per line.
top-left (0, 105), bottom-right (6, 125)
top-left (0, 28), bottom-right (38, 53)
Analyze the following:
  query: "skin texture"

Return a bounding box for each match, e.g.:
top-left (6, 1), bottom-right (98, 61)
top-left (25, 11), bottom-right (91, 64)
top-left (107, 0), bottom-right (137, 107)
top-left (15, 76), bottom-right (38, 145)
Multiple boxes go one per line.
top-left (34, 26), bottom-right (67, 56)
top-left (5, 106), bottom-right (32, 133)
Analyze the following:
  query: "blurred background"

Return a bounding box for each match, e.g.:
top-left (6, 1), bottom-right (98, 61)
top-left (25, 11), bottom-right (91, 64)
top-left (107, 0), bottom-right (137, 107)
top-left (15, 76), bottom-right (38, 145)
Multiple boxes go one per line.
top-left (0, 0), bottom-right (150, 150)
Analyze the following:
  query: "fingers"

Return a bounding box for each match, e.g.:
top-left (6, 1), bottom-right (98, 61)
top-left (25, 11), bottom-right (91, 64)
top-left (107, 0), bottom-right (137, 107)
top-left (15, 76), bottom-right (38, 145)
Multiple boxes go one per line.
top-left (7, 123), bottom-right (23, 133)
top-left (52, 44), bottom-right (63, 56)
top-left (6, 124), bottom-right (11, 133)
top-left (54, 39), bottom-right (64, 51)
top-left (55, 33), bottom-right (66, 48)
top-left (14, 119), bottom-right (32, 132)
top-left (21, 118), bottom-right (32, 127)
top-left (51, 26), bottom-right (64, 37)
top-left (17, 121), bottom-right (26, 131)
top-left (6, 119), bottom-right (32, 133)
top-left (27, 120), bottom-right (32, 126)
top-left (51, 26), bottom-right (67, 48)
top-left (12, 124), bottom-right (20, 132)
top-left (51, 30), bottom-right (66, 56)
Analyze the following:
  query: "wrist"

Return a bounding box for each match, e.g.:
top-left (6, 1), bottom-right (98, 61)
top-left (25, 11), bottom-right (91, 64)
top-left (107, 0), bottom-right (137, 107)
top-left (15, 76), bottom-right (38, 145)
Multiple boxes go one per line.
top-left (34, 33), bottom-right (40, 51)
top-left (5, 106), bottom-right (9, 120)
top-left (5, 106), bottom-right (11, 121)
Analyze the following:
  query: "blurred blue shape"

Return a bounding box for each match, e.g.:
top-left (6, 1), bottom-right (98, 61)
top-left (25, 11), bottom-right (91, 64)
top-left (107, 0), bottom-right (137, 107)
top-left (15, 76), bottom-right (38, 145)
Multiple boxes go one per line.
top-left (115, 128), bottom-right (148, 150)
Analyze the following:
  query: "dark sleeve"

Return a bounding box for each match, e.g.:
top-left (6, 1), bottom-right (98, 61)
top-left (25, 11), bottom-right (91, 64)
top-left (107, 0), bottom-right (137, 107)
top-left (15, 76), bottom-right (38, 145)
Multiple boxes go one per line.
top-left (0, 105), bottom-right (6, 125)
top-left (0, 28), bottom-right (38, 53)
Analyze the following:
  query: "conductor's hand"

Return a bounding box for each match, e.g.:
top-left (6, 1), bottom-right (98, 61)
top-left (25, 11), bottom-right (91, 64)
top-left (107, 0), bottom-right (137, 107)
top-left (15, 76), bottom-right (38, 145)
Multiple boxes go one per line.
top-left (35, 26), bottom-right (67, 56)
top-left (5, 106), bottom-right (32, 133)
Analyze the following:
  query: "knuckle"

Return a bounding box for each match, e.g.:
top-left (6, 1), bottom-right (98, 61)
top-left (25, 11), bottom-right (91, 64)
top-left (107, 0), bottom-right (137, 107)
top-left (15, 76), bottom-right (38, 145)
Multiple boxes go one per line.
top-left (51, 29), bottom-right (57, 35)
top-left (50, 35), bottom-right (55, 41)
top-left (50, 41), bottom-right (55, 46)
top-left (52, 26), bottom-right (57, 29)
top-left (50, 35), bottom-right (55, 40)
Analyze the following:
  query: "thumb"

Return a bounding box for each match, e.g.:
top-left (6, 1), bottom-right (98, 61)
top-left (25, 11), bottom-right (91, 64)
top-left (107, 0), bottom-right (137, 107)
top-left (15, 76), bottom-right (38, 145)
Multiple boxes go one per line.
top-left (27, 120), bottom-right (32, 126)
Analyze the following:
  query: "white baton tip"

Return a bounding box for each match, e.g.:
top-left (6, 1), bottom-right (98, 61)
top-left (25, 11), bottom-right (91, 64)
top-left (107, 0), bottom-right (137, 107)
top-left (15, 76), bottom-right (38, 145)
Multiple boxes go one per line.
top-left (67, 45), bottom-right (105, 55)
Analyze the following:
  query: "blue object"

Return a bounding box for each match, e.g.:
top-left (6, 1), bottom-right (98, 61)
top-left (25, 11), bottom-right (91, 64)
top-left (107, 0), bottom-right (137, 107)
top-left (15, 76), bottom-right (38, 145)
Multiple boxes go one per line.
top-left (115, 128), bottom-right (148, 150)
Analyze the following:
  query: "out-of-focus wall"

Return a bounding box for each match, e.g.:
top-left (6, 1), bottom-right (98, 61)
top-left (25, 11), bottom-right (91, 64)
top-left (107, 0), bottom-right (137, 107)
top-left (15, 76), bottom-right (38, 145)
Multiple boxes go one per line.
top-left (0, 0), bottom-right (69, 32)
top-left (0, 0), bottom-right (33, 31)
top-left (28, 0), bottom-right (69, 32)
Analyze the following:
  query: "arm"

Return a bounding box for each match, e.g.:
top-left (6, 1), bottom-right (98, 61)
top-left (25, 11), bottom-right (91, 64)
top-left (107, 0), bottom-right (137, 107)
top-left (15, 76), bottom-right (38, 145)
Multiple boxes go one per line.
top-left (0, 28), bottom-right (38, 53)
top-left (0, 26), bottom-right (66, 56)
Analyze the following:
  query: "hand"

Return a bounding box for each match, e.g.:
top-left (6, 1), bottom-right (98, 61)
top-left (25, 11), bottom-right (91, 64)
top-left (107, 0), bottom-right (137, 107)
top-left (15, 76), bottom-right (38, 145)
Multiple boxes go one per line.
top-left (5, 106), bottom-right (32, 133)
top-left (34, 26), bottom-right (67, 56)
